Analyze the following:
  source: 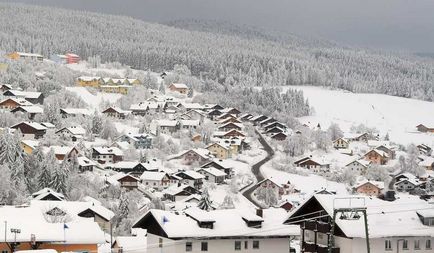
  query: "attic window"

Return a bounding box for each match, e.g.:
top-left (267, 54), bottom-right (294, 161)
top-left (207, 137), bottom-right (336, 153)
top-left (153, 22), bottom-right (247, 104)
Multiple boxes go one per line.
top-left (197, 221), bottom-right (214, 229)
top-left (46, 207), bottom-right (66, 216)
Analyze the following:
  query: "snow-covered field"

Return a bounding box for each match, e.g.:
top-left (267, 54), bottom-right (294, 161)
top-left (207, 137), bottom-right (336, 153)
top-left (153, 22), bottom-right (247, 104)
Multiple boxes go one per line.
top-left (290, 86), bottom-right (434, 146)
top-left (66, 86), bottom-right (122, 110)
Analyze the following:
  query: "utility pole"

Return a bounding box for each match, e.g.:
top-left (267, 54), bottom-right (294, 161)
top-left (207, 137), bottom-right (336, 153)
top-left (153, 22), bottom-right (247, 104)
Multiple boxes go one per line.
top-left (328, 207), bottom-right (370, 253)
top-left (10, 228), bottom-right (21, 252)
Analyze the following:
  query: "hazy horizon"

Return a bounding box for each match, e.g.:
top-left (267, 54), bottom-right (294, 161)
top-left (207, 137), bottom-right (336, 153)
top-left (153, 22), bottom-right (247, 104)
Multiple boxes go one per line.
top-left (3, 0), bottom-right (434, 53)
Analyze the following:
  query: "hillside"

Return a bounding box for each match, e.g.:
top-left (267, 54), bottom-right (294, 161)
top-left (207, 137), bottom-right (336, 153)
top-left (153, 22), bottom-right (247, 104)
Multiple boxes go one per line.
top-left (292, 86), bottom-right (434, 146)
top-left (0, 3), bottom-right (434, 102)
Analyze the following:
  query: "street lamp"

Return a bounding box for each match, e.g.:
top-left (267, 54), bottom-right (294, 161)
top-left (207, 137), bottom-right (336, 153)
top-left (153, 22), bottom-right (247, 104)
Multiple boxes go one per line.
top-left (10, 228), bottom-right (21, 252)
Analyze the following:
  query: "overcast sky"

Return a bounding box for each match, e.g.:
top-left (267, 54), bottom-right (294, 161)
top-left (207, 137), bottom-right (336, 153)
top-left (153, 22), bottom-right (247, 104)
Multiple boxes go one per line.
top-left (3, 0), bottom-right (434, 52)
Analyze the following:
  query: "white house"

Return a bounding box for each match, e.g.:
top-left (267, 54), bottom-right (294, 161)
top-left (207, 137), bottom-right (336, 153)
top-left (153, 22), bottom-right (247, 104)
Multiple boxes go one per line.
top-left (140, 172), bottom-right (172, 190)
top-left (345, 159), bottom-right (371, 174)
top-left (197, 167), bottom-right (227, 184)
top-left (285, 194), bottom-right (434, 253)
top-left (133, 207), bottom-right (299, 253)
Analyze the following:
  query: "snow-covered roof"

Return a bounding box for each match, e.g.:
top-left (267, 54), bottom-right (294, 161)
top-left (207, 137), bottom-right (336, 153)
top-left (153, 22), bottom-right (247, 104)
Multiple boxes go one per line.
top-left (93, 146), bottom-right (123, 156)
top-left (14, 105), bottom-right (43, 113)
top-left (77, 156), bottom-right (97, 167)
top-left (163, 184), bottom-right (196, 196)
top-left (43, 146), bottom-right (76, 156)
top-left (61, 108), bottom-right (92, 115)
top-left (288, 194), bottom-right (434, 238)
top-left (0, 205), bottom-right (105, 244)
top-left (157, 119), bottom-right (179, 127)
top-left (21, 139), bottom-right (39, 149)
top-left (179, 148), bottom-right (212, 160)
top-left (170, 83), bottom-right (188, 89)
top-left (345, 159), bottom-right (370, 168)
top-left (354, 179), bottom-right (384, 189)
top-left (32, 188), bottom-right (65, 201)
top-left (6, 90), bottom-right (42, 99)
top-left (15, 52), bottom-right (44, 57)
top-left (198, 167), bottom-right (227, 177)
top-left (178, 170), bottom-right (205, 180)
top-left (0, 97), bottom-right (33, 106)
top-left (41, 122), bottom-right (55, 128)
top-left (12, 121), bottom-right (47, 131)
top-left (140, 171), bottom-right (167, 181)
top-left (134, 207), bottom-right (299, 238)
top-left (78, 76), bottom-right (101, 81)
top-left (57, 126), bottom-right (86, 136)
top-left (30, 199), bottom-right (115, 221)
top-left (114, 236), bottom-right (147, 253)
top-left (180, 119), bottom-right (200, 126)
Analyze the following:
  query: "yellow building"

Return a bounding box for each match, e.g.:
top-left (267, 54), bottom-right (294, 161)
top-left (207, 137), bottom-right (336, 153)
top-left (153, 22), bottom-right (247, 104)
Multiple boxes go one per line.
top-left (21, 140), bottom-right (39, 154)
top-left (207, 143), bottom-right (231, 159)
top-left (77, 76), bottom-right (101, 87)
top-left (99, 85), bottom-right (131, 94)
top-left (7, 52), bottom-right (43, 61)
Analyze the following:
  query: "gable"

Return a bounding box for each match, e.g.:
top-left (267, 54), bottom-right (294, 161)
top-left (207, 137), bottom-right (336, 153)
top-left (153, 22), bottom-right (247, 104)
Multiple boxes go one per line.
top-left (133, 212), bottom-right (169, 238)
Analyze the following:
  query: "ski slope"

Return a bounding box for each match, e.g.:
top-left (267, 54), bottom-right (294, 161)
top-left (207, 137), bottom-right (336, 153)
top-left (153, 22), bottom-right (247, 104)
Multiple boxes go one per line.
top-left (291, 86), bottom-right (434, 146)
top-left (65, 87), bottom-right (122, 110)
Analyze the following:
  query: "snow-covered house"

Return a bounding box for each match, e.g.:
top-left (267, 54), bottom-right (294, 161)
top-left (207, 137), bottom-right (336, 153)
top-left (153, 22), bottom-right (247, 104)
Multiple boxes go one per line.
top-left (251, 115), bottom-right (268, 125)
top-left (344, 132), bottom-right (371, 142)
top-left (140, 172), bottom-right (172, 191)
top-left (116, 133), bottom-right (153, 149)
top-left (107, 173), bottom-right (140, 190)
top-left (294, 156), bottom-right (331, 172)
top-left (168, 83), bottom-right (188, 94)
top-left (207, 109), bottom-right (223, 120)
top-left (0, 204), bottom-right (105, 253)
top-left (30, 199), bottom-right (114, 233)
top-left (31, 188), bottom-right (65, 201)
top-left (333, 137), bottom-right (350, 149)
top-left (218, 122), bottom-right (243, 132)
top-left (206, 142), bottom-right (232, 160)
top-left (175, 148), bottom-right (213, 165)
top-left (197, 167), bottom-right (227, 184)
top-left (364, 149), bottom-right (390, 165)
top-left (419, 155), bottom-right (434, 170)
top-left (56, 125), bottom-right (86, 142)
top-left (271, 132), bottom-right (288, 141)
top-left (180, 109), bottom-right (206, 122)
top-left (254, 177), bottom-right (298, 199)
top-left (109, 161), bottom-right (148, 177)
top-left (77, 156), bottom-right (96, 172)
top-left (354, 179), bottom-right (384, 197)
top-left (60, 108), bottom-right (92, 118)
top-left (155, 119), bottom-right (180, 135)
top-left (175, 170), bottom-right (205, 190)
top-left (11, 121), bottom-right (47, 139)
top-left (163, 183), bottom-right (201, 202)
top-left (345, 159), bottom-right (371, 174)
top-left (10, 105), bottom-right (43, 120)
top-left (102, 106), bottom-right (130, 119)
top-left (133, 208), bottom-right (299, 253)
top-left (201, 160), bottom-right (234, 179)
top-left (180, 119), bottom-right (200, 130)
top-left (285, 194), bottom-right (434, 253)
top-left (3, 89), bottom-right (44, 104)
top-left (394, 173), bottom-right (421, 192)
top-left (43, 146), bottom-right (79, 161)
top-left (92, 146), bottom-right (124, 164)
top-left (418, 144), bottom-right (432, 156)
top-left (0, 97), bottom-right (33, 109)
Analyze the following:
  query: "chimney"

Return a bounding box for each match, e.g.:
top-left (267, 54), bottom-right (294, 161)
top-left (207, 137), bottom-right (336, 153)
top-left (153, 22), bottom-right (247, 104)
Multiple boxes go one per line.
top-left (256, 208), bottom-right (263, 218)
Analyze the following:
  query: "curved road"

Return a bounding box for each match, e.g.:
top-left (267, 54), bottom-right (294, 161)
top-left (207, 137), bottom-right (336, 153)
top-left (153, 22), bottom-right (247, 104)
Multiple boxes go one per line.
top-left (241, 130), bottom-right (275, 208)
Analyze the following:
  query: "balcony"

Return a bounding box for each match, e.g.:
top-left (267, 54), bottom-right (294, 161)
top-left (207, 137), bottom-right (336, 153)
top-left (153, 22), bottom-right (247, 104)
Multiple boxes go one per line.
top-left (302, 242), bottom-right (340, 253)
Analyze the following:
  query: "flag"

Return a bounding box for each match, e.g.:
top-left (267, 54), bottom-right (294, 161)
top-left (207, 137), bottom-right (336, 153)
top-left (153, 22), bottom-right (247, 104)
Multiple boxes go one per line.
top-left (162, 216), bottom-right (169, 224)
top-left (63, 223), bottom-right (69, 229)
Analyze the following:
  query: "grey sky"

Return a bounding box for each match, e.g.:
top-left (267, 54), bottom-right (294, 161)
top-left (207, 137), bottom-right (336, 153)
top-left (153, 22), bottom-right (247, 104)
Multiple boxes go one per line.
top-left (3, 0), bottom-right (434, 52)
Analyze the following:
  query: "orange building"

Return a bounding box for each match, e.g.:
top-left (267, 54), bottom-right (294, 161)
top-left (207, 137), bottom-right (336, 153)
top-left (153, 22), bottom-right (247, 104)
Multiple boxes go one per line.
top-left (364, 149), bottom-right (389, 165)
top-left (7, 52), bottom-right (43, 61)
top-left (354, 180), bottom-right (384, 197)
top-left (168, 83), bottom-right (188, 94)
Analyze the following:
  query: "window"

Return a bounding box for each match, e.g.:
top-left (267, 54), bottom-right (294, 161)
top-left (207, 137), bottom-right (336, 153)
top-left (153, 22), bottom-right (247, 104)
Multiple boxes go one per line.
top-left (403, 240), bottom-right (408, 250)
top-left (159, 238), bottom-right (163, 248)
top-left (235, 241), bottom-right (241, 251)
top-left (186, 242), bottom-right (192, 252)
top-left (253, 241), bottom-right (260, 249)
top-left (2, 250), bottom-right (9, 253)
top-left (415, 240), bottom-right (420, 250)
top-left (427, 240), bottom-right (432, 249)
top-left (385, 240), bottom-right (392, 251)
top-left (201, 242), bottom-right (208, 251)
top-left (244, 241), bottom-right (248, 249)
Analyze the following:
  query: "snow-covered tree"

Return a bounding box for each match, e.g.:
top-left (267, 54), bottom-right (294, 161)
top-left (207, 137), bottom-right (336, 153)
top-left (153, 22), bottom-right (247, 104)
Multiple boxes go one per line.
top-left (327, 123), bottom-right (344, 141)
top-left (198, 188), bottom-right (213, 211)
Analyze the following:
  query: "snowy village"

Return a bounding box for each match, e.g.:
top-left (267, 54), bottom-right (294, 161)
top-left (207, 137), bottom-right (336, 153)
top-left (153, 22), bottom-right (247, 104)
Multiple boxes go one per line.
top-left (0, 2), bottom-right (434, 253)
